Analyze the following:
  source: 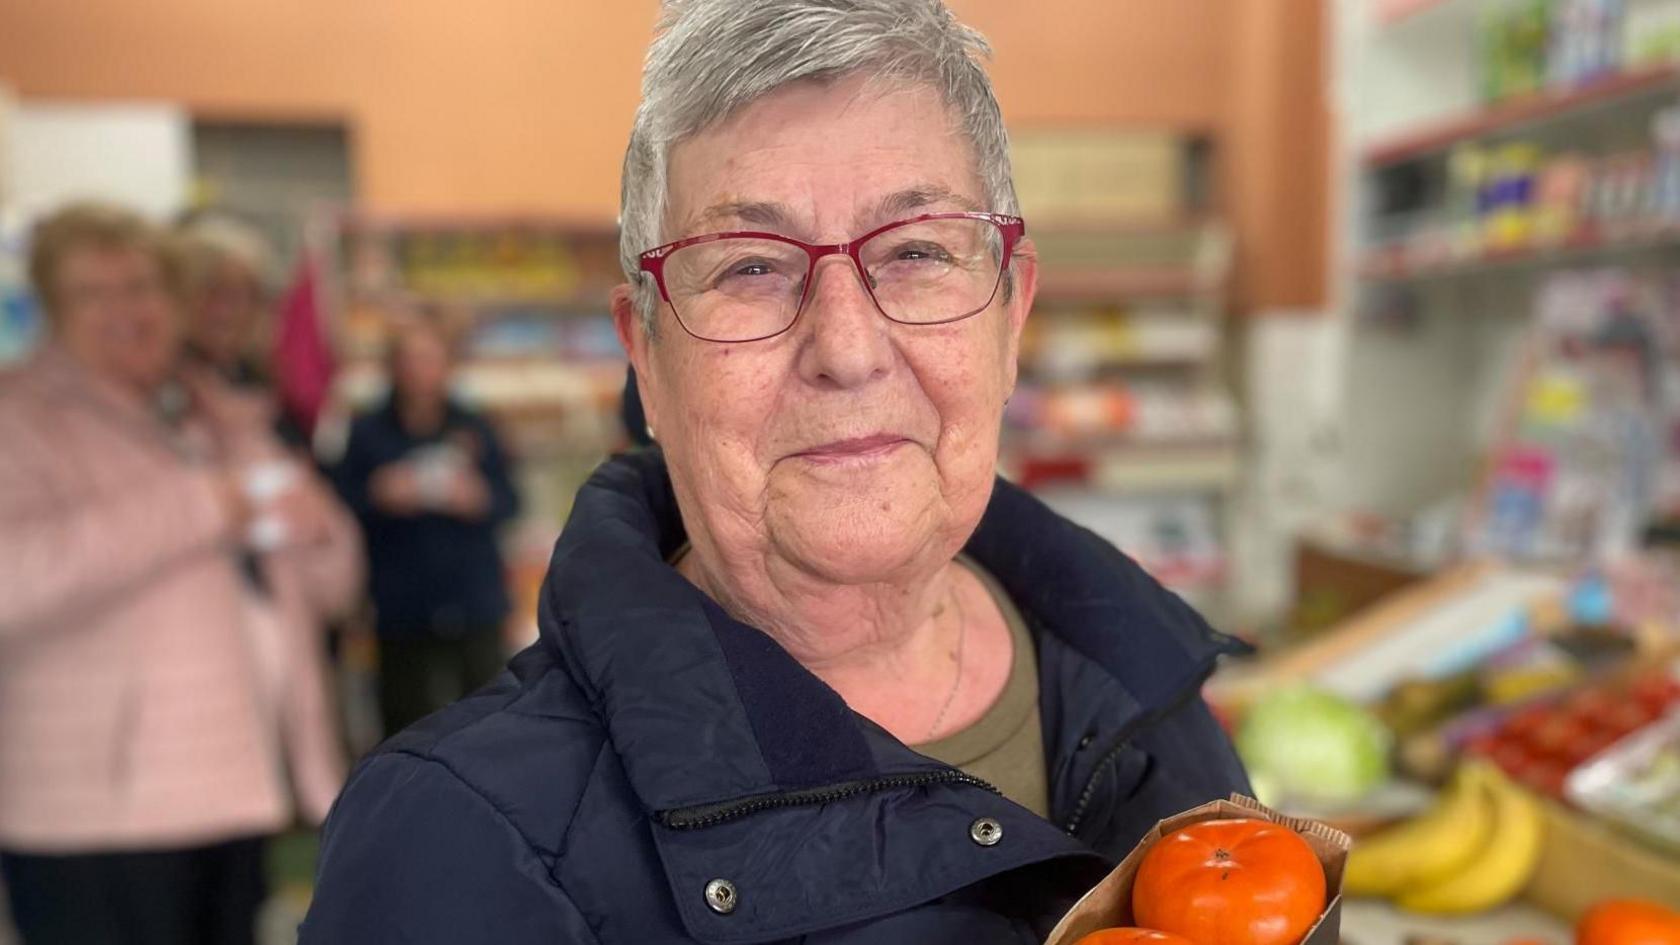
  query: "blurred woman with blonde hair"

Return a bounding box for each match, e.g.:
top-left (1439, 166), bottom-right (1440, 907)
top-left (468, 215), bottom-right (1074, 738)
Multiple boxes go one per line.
top-left (0, 202), bottom-right (361, 945)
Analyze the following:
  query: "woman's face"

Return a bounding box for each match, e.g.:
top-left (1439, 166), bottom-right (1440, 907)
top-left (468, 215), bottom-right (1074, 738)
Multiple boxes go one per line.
top-left (189, 260), bottom-right (263, 367)
top-left (616, 75), bottom-right (1036, 588)
top-left (54, 245), bottom-right (180, 394)
top-left (390, 325), bottom-right (453, 405)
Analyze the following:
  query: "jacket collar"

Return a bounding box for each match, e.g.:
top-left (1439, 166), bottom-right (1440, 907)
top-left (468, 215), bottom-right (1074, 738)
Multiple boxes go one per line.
top-left (539, 448), bottom-right (1242, 815)
top-left (539, 449), bottom-right (1241, 941)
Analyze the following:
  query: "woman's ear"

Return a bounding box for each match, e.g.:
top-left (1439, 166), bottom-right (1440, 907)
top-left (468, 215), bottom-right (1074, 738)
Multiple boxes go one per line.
top-left (1002, 237), bottom-right (1038, 398)
top-left (612, 282), bottom-right (659, 433)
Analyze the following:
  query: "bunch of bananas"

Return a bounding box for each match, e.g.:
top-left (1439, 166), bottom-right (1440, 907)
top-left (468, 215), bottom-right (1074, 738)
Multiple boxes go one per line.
top-left (1343, 759), bottom-right (1546, 913)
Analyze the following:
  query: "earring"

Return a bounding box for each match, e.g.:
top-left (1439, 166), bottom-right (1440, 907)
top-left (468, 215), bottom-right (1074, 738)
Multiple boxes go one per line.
top-left (645, 423), bottom-right (656, 441)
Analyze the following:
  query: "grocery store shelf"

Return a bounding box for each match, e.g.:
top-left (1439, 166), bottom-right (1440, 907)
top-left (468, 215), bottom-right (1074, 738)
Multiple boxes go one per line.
top-left (1360, 224), bottom-right (1680, 282)
top-left (1362, 64), bottom-right (1680, 168)
top-left (1034, 268), bottom-right (1209, 302)
top-left (1002, 438), bottom-right (1240, 493)
top-left (354, 286), bottom-right (614, 311)
top-left (1027, 214), bottom-right (1213, 236)
top-left (338, 212), bottom-right (619, 237)
top-left (1373, 0), bottom-right (1456, 25)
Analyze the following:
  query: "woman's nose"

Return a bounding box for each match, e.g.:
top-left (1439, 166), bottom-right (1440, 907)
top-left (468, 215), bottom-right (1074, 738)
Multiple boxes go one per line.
top-left (795, 255), bottom-right (894, 390)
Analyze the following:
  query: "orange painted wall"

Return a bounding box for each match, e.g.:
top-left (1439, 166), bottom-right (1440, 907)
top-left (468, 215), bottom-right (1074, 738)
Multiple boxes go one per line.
top-left (0, 0), bottom-right (1326, 308)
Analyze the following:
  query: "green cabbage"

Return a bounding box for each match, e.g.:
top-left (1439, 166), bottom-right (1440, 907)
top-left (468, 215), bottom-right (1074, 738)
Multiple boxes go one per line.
top-left (1237, 685), bottom-right (1391, 806)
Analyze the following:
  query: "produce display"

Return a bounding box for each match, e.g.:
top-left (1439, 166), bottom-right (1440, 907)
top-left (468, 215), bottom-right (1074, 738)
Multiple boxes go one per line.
top-left (1569, 708), bottom-right (1680, 854)
top-left (1235, 686), bottom-right (1392, 808)
top-left (1212, 561), bottom-right (1680, 927)
top-left (1343, 760), bottom-right (1545, 914)
top-left (1467, 669), bottom-right (1680, 798)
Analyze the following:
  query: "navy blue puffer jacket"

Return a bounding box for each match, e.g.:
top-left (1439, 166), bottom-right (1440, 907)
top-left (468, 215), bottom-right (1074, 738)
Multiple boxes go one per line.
top-left (300, 450), bottom-right (1250, 944)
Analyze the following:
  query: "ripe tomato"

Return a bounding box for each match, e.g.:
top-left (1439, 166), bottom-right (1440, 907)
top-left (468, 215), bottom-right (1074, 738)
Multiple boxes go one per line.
top-left (1530, 716), bottom-right (1592, 760)
top-left (1074, 928), bottom-right (1201, 945)
top-left (1576, 899), bottom-right (1680, 945)
top-left (1513, 758), bottom-right (1568, 796)
top-left (1600, 702), bottom-right (1657, 738)
top-left (1132, 818), bottom-right (1326, 945)
top-left (1490, 739), bottom-right (1535, 776)
top-left (1567, 690), bottom-right (1617, 720)
top-left (1630, 674), bottom-right (1680, 715)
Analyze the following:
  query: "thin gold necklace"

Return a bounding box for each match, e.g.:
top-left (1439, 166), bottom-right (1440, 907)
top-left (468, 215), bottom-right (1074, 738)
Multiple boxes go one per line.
top-left (923, 586), bottom-right (967, 742)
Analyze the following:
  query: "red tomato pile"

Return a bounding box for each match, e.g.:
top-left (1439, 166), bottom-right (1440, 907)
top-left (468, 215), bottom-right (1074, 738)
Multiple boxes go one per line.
top-left (1466, 670), bottom-right (1680, 798)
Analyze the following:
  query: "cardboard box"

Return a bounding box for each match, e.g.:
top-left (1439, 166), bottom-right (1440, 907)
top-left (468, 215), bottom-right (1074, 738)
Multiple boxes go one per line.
top-left (1524, 796), bottom-right (1680, 918)
top-left (1045, 795), bottom-right (1352, 945)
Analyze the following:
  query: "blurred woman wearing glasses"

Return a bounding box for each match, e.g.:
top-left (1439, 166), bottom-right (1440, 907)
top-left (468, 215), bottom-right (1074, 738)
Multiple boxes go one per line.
top-left (0, 203), bottom-right (359, 945)
top-left (304, 3), bottom-right (1248, 942)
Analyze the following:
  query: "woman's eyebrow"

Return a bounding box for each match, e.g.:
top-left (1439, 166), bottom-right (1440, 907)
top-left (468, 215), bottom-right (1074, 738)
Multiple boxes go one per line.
top-left (686, 200), bottom-right (795, 234)
top-left (872, 185), bottom-right (983, 222)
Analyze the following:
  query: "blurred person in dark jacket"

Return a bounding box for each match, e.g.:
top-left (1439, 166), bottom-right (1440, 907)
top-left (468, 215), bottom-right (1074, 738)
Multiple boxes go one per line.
top-left (0, 202), bottom-right (359, 945)
top-left (303, 3), bottom-right (1248, 942)
top-left (332, 314), bottom-right (520, 736)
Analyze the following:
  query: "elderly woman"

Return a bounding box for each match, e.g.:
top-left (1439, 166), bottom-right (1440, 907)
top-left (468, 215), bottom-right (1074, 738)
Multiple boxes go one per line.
top-left (0, 203), bottom-right (360, 945)
top-left (302, 3), bottom-right (1248, 943)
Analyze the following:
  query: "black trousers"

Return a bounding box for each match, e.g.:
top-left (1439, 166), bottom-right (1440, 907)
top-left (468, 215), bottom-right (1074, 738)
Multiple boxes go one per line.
top-left (377, 625), bottom-right (505, 737)
top-left (1, 836), bottom-right (266, 945)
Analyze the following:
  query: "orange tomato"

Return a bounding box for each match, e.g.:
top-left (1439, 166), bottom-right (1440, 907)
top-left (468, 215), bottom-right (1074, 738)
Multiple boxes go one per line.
top-left (1577, 899), bottom-right (1680, 945)
top-left (1131, 818), bottom-right (1326, 945)
top-left (1075, 929), bottom-right (1201, 945)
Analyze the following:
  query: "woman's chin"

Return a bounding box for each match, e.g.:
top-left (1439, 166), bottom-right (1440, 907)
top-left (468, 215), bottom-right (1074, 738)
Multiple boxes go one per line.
top-left (765, 488), bottom-right (945, 586)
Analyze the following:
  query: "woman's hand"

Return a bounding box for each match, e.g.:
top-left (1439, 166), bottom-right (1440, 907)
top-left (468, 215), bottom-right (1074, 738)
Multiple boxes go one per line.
top-left (266, 480), bottom-right (338, 548)
top-left (369, 462), bottom-right (424, 517)
top-left (442, 467), bottom-right (492, 521)
top-left (234, 461), bottom-right (340, 550)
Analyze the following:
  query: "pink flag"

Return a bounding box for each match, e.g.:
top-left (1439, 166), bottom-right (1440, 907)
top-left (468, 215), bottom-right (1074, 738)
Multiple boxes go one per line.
top-left (273, 252), bottom-right (335, 439)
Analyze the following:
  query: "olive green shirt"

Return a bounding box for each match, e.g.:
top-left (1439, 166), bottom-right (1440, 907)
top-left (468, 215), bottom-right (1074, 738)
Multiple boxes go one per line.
top-left (668, 546), bottom-right (1050, 817)
top-left (913, 557), bottom-right (1049, 818)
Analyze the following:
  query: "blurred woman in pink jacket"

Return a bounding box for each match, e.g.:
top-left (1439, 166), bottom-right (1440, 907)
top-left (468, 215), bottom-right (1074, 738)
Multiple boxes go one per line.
top-left (0, 203), bottom-right (361, 945)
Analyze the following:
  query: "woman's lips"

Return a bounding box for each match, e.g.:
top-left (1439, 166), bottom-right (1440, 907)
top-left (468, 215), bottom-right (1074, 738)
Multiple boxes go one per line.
top-left (791, 434), bottom-right (912, 464)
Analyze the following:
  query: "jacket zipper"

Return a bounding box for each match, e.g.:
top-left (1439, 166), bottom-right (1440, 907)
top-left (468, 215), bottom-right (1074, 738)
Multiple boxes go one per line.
top-left (1061, 666), bottom-right (1214, 837)
top-left (661, 769), bottom-right (1000, 830)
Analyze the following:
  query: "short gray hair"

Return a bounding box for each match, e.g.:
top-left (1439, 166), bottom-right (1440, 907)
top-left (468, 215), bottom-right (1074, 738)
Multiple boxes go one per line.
top-left (620, 0), bottom-right (1019, 332)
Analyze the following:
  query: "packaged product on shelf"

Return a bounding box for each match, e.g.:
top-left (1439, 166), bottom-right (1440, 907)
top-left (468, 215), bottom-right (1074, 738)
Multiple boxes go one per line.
top-left (1535, 152), bottom-right (1590, 242)
top-left (1650, 103), bottom-right (1680, 223)
top-left (1485, 142), bottom-right (1544, 250)
top-left (1481, 0), bottom-right (1556, 102)
top-left (1624, 0), bottom-right (1680, 65)
top-left (1469, 266), bottom-right (1680, 562)
top-left (0, 212), bottom-right (39, 364)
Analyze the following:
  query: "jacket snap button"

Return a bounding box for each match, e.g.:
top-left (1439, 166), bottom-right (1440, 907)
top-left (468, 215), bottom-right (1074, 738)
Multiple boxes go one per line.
top-left (969, 816), bottom-right (1003, 847)
top-left (704, 878), bottom-right (738, 915)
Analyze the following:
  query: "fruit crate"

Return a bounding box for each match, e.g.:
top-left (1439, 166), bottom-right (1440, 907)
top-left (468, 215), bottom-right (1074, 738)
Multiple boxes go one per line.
top-left (1524, 792), bottom-right (1680, 918)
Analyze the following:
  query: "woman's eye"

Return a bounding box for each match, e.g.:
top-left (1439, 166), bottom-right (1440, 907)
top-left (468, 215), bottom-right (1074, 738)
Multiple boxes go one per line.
top-left (713, 259), bottom-right (780, 285)
top-left (894, 243), bottom-right (952, 263)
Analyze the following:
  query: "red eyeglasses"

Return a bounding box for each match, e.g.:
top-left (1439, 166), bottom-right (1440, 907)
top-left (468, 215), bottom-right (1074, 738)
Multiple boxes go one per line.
top-left (638, 211), bottom-right (1026, 343)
